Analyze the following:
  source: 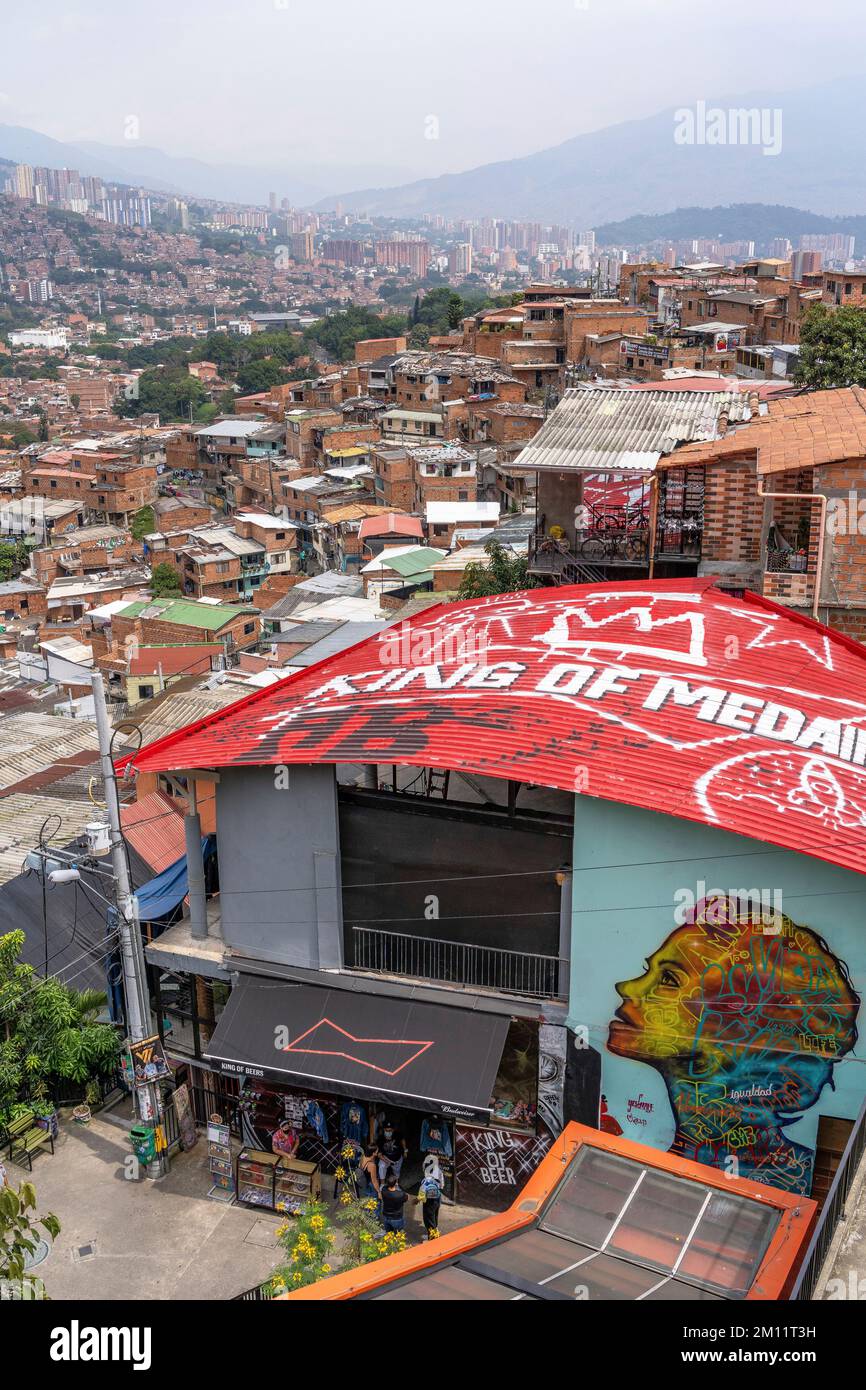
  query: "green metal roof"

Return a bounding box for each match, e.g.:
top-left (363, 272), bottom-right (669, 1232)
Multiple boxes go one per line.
top-left (116, 598), bottom-right (256, 631)
top-left (385, 548), bottom-right (448, 578)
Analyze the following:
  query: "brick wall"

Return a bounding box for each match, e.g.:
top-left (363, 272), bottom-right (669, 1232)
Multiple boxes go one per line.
top-left (763, 571), bottom-right (815, 607)
top-left (159, 505), bottom-right (212, 534)
top-left (112, 610), bottom-right (261, 651)
top-left (565, 306), bottom-right (651, 362)
top-left (700, 459), bottom-right (764, 564)
top-left (355, 337), bottom-right (407, 364)
top-left (816, 457), bottom-right (866, 610)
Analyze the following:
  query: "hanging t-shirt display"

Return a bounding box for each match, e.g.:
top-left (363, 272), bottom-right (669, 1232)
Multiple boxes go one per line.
top-left (305, 1100), bottom-right (329, 1143)
top-left (420, 1118), bottom-right (453, 1158)
top-left (340, 1101), bottom-right (368, 1144)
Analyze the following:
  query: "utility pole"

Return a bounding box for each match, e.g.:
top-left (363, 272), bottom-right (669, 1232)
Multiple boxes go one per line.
top-left (91, 671), bottom-right (167, 1178)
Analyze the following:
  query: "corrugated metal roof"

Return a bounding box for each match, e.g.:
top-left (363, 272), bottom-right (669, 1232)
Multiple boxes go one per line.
top-left (0, 792), bottom-right (96, 886)
top-left (385, 549), bottom-right (448, 578)
top-left (134, 684), bottom-right (248, 748)
top-left (0, 713), bottom-right (99, 793)
top-left (512, 387), bottom-right (751, 473)
top-left (284, 621), bottom-right (389, 669)
top-left (122, 578), bottom-right (866, 879)
top-left (361, 546), bottom-right (447, 577)
top-left (271, 620), bottom-right (344, 644)
top-left (120, 790), bottom-right (191, 874)
top-left (357, 513), bottom-right (423, 541)
top-left (128, 644), bottom-right (222, 677)
top-left (117, 597), bottom-right (256, 630)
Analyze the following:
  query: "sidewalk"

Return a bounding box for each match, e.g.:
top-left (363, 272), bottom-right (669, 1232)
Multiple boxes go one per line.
top-left (7, 1103), bottom-right (489, 1301)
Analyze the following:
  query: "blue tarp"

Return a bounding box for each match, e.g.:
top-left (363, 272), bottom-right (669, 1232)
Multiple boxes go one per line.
top-left (135, 837), bottom-right (213, 921)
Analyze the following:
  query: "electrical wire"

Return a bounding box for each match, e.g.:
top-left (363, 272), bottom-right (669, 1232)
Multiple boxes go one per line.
top-left (213, 847), bottom-right (781, 895)
top-left (0, 926), bottom-right (125, 1013)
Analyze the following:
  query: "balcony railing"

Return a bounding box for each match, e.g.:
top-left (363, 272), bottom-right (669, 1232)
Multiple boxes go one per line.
top-left (766, 546), bottom-right (811, 574)
top-left (350, 926), bottom-right (566, 1000)
top-left (790, 1091), bottom-right (866, 1300)
top-left (655, 518), bottom-right (703, 557)
top-left (528, 529), bottom-right (649, 584)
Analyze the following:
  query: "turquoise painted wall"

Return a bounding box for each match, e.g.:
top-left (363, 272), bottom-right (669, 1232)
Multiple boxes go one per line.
top-left (568, 796), bottom-right (866, 1195)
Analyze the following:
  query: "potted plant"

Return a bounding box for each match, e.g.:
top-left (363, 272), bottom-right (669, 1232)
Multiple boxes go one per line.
top-left (33, 1100), bottom-right (58, 1141)
top-left (73, 1079), bottom-right (102, 1124)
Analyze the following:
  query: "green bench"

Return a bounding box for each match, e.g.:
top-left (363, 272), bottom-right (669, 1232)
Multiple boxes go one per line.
top-left (2, 1111), bottom-right (36, 1155)
top-left (8, 1124), bottom-right (54, 1172)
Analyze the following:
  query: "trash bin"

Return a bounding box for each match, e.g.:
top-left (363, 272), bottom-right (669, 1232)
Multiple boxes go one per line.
top-left (130, 1125), bottom-right (157, 1164)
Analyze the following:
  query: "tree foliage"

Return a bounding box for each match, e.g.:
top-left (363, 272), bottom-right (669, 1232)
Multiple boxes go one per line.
top-left (457, 540), bottom-right (541, 599)
top-left (191, 329), bottom-right (301, 375)
top-left (235, 359), bottom-right (294, 395)
top-left (302, 306), bottom-right (408, 362)
top-left (118, 367), bottom-right (206, 421)
top-left (149, 562), bottom-right (183, 597)
top-left (795, 303), bottom-right (866, 389)
top-left (0, 1180), bottom-right (60, 1288)
top-left (130, 506), bottom-right (155, 541)
top-left (0, 931), bottom-right (118, 1119)
top-left (0, 540), bottom-right (29, 583)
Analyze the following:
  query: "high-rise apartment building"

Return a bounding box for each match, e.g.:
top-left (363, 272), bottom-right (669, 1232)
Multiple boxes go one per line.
top-left (14, 164), bottom-right (34, 199)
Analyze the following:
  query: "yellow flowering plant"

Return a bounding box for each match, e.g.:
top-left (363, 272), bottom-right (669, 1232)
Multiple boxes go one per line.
top-left (267, 1199), bottom-right (336, 1295)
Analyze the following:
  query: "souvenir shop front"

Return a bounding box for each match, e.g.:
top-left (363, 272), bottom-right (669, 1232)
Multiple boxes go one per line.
top-left (202, 975), bottom-right (562, 1212)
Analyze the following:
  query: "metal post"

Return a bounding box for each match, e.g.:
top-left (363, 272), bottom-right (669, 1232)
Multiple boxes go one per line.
top-left (91, 670), bottom-right (167, 1179)
top-left (185, 781), bottom-right (207, 941)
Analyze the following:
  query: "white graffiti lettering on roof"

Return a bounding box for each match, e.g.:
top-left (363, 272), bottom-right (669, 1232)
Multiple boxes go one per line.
top-left (127, 584), bottom-right (866, 873)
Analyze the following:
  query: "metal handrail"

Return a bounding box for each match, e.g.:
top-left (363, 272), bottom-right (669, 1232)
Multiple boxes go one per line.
top-left (789, 1092), bottom-right (866, 1300)
top-left (350, 926), bottom-right (566, 1000)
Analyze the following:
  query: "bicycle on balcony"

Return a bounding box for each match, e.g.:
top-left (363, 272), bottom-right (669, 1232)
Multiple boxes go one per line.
top-left (578, 530), bottom-right (648, 563)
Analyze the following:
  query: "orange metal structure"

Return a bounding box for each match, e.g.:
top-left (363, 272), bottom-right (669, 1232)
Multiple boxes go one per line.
top-left (283, 1122), bottom-right (817, 1302)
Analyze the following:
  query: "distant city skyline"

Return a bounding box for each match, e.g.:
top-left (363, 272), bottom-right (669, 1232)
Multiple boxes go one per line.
top-left (4, 0), bottom-right (866, 185)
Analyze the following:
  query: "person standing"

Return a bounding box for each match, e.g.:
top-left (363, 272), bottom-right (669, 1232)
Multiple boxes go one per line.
top-left (377, 1121), bottom-right (408, 1184)
top-left (416, 1157), bottom-right (443, 1240)
top-left (360, 1143), bottom-right (381, 1210)
top-left (379, 1174), bottom-right (408, 1233)
top-left (271, 1122), bottom-right (300, 1158)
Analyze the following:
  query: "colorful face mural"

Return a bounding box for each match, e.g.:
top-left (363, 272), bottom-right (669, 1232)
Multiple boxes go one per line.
top-left (606, 896), bottom-right (860, 1194)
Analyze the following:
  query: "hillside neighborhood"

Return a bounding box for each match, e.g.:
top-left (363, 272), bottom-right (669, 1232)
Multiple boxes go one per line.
top-left (2, 4), bottom-right (866, 1348)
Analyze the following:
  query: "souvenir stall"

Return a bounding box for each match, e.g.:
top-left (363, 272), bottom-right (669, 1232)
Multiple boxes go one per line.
top-left (233, 1075), bottom-right (458, 1199)
top-left (202, 976), bottom-right (527, 1211)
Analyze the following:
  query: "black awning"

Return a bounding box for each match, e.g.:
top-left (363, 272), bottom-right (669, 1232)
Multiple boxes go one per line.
top-left (204, 977), bottom-right (510, 1122)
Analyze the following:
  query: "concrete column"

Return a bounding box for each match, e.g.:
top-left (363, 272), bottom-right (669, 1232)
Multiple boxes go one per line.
top-left (185, 808), bottom-right (208, 940)
top-left (313, 849), bottom-right (342, 970)
top-left (558, 869), bottom-right (572, 975)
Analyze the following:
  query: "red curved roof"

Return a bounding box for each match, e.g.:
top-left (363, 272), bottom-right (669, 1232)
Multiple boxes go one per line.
top-left (123, 578), bottom-right (866, 876)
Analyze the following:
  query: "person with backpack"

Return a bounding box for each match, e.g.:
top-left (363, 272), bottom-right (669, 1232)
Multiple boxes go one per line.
top-left (416, 1156), bottom-right (443, 1239)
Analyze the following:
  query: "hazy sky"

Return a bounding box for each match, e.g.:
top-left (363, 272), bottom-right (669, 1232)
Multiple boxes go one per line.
top-left (3, 0), bottom-right (865, 178)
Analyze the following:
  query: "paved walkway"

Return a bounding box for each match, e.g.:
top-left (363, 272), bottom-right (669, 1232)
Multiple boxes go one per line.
top-left (7, 1102), bottom-right (488, 1301)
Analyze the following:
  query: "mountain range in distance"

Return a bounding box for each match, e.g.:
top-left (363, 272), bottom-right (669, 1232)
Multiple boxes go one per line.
top-left (1, 73), bottom-right (866, 245)
top-left (319, 75), bottom-right (866, 228)
top-left (0, 123), bottom-right (413, 208)
top-left (594, 204), bottom-right (866, 249)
